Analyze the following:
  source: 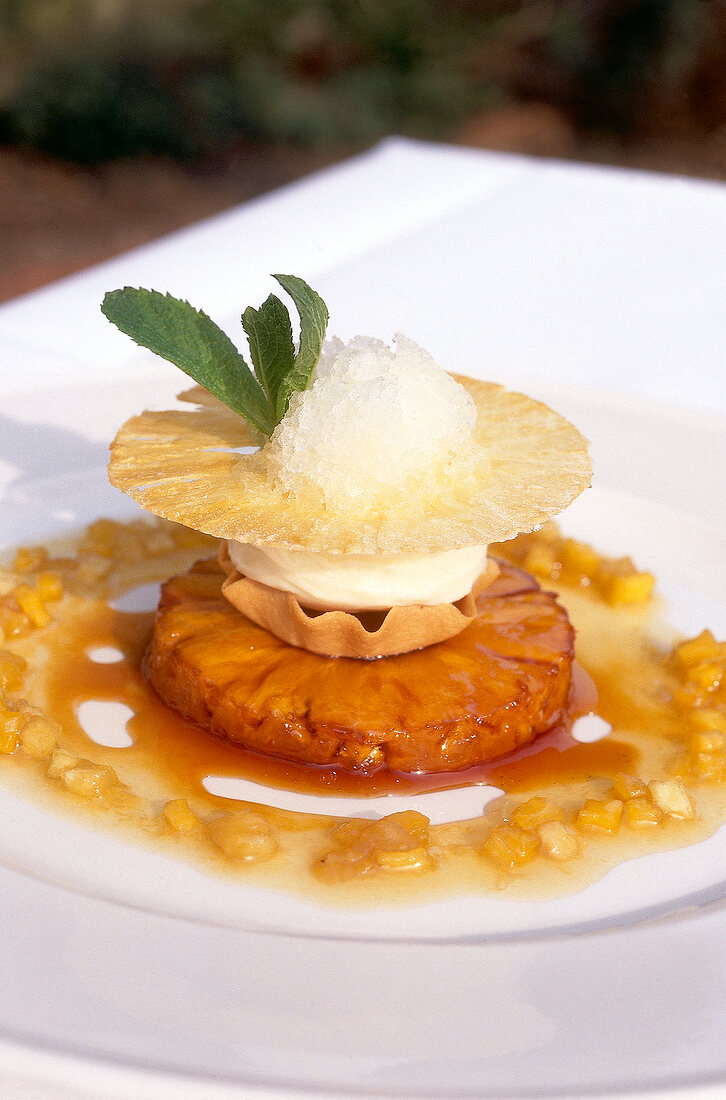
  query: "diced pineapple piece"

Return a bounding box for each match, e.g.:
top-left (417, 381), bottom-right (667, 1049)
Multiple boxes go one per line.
top-left (537, 522), bottom-right (561, 544)
top-left (687, 752), bottom-right (724, 782)
top-left (0, 728), bottom-right (17, 755)
top-left (576, 798), bottom-right (623, 833)
top-left (0, 697), bottom-right (24, 736)
top-left (624, 797), bottom-right (662, 827)
top-left (14, 585), bottom-right (50, 628)
top-left (599, 563), bottom-right (655, 606)
top-left (74, 554), bottom-right (113, 587)
top-left (47, 748), bottom-right (80, 777)
top-left (675, 630), bottom-right (722, 669)
top-left (13, 545), bottom-right (48, 573)
top-left (483, 823), bottom-right (541, 869)
top-left (673, 686), bottom-right (707, 710)
top-left (332, 819), bottom-right (366, 847)
top-left (163, 798), bottom-right (198, 833)
top-left (113, 530), bottom-right (147, 563)
top-left (209, 810), bottom-right (278, 862)
top-left (510, 796), bottom-right (564, 830)
top-left (141, 527), bottom-right (176, 555)
top-left (80, 519), bottom-right (121, 558)
top-left (0, 649), bottom-right (27, 693)
top-left (62, 762), bottom-right (118, 799)
top-left (19, 714), bottom-right (60, 758)
top-left (560, 538), bottom-right (601, 579)
top-left (324, 811), bottom-right (432, 878)
top-left (612, 772), bottom-right (647, 801)
top-left (648, 778), bottom-right (694, 820)
top-left (687, 663), bottom-right (722, 692)
top-left (538, 821), bottom-right (579, 860)
top-left (375, 846), bottom-right (433, 871)
top-left (523, 544), bottom-right (559, 579)
top-left (0, 607), bottom-right (30, 640)
top-left (690, 708), bottom-right (726, 734)
top-left (690, 729), bottom-right (725, 754)
top-left (35, 571), bottom-right (63, 602)
top-left (378, 810), bottom-right (430, 845)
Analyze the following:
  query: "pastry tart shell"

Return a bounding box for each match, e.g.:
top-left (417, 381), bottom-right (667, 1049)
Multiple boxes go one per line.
top-left (218, 542), bottom-right (499, 658)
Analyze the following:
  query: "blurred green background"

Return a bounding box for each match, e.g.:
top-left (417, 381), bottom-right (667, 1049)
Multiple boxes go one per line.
top-left (2, 1), bottom-right (725, 300)
top-left (1, 0), bottom-right (725, 164)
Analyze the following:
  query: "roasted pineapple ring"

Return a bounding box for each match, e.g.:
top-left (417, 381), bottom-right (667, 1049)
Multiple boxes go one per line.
top-left (144, 557), bottom-right (575, 773)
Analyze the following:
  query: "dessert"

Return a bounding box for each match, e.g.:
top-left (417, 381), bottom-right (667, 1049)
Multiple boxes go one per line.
top-left (0, 274), bottom-right (723, 907)
top-left (102, 276), bottom-right (591, 773)
top-left (2, 513), bottom-right (725, 905)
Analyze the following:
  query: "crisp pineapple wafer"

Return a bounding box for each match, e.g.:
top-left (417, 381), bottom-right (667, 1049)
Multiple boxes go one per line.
top-left (176, 383), bottom-right (231, 409)
top-left (109, 375), bottom-right (591, 555)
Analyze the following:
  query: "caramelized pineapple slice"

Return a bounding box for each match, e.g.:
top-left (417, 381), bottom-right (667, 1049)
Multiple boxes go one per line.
top-left (144, 558), bottom-right (575, 773)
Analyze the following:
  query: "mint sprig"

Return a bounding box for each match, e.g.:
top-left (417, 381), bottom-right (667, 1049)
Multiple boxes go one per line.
top-left (101, 275), bottom-right (329, 437)
top-left (272, 275), bottom-right (329, 423)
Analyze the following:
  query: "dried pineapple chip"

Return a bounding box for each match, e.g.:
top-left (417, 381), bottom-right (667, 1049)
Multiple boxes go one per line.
top-left (109, 377), bottom-right (591, 555)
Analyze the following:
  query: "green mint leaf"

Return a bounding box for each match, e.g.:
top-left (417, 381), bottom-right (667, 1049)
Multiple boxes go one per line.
top-left (272, 274), bottom-right (329, 422)
top-left (241, 294), bottom-right (295, 414)
top-left (102, 277), bottom-right (330, 435)
top-left (101, 288), bottom-right (275, 436)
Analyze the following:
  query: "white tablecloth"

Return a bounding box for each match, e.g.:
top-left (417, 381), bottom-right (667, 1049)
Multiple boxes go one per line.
top-left (2, 136), bottom-right (725, 411)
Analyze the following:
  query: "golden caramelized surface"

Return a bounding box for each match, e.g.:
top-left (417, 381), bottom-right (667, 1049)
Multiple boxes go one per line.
top-left (144, 558), bottom-right (575, 773)
top-left (109, 377), bottom-right (591, 554)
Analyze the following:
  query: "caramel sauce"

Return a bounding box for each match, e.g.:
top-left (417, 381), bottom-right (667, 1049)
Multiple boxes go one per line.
top-left (3, 530), bottom-right (726, 908)
top-left (488, 737), bottom-right (639, 793)
top-left (42, 602), bottom-right (591, 801)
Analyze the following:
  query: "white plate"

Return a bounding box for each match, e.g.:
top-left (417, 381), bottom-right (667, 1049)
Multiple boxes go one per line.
top-left (1, 379), bottom-right (726, 1099)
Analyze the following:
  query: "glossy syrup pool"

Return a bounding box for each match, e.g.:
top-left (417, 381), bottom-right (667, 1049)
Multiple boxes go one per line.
top-left (2, 520), bottom-right (726, 909)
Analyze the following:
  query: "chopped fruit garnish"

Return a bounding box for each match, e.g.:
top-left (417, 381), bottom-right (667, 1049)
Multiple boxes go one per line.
top-left (675, 630), bottom-right (724, 669)
top-left (208, 810), bottom-right (279, 862)
top-left (648, 779), bottom-right (694, 820)
top-left (19, 714), bottom-right (60, 759)
top-left (47, 749), bottom-right (80, 777)
top-left (624, 798), bottom-right (662, 827)
top-left (0, 650), bottom-right (27, 693)
top-left (163, 798), bottom-right (198, 833)
top-left (14, 585), bottom-right (51, 629)
top-left (576, 799), bottom-right (623, 833)
top-left (0, 728), bottom-right (17, 755)
top-left (318, 811), bottom-right (432, 880)
top-left (597, 562), bottom-right (655, 606)
top-left (510, 796), bottom-right (564, 830)
top-left (612, 772), bottom-right (648, 801)
top-left (35, 572), bottom-right (64, 602)
top-left (690, 730), bottom-right (725, 754)
top-left (13, 546), bottom-right (49, 573)
top-left (538, 821), bottom-right (579, 860)
top-left (62, 762), bottom-right (119, 800)
top-left (483, 823), bottom-right (541, 868)
top-left (690, 708), bottom-right (726, 733)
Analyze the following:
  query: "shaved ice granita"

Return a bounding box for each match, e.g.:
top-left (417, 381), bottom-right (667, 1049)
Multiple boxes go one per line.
top-left (0, 274), bottom-right (725, 901)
